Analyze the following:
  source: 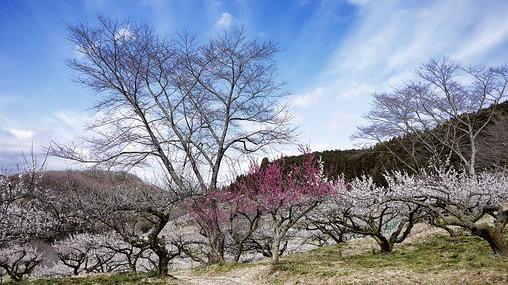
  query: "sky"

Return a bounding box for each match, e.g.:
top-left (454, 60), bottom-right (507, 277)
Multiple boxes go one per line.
top-left (1, 0), bottom-right (508, 171)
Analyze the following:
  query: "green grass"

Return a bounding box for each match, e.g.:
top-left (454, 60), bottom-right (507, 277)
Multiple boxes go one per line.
top-left (189, 233), bottom-right (508, 284)
top-left (16, 272), bottom-right (179, 285)
top-left (15, 233), bottom-right (508, 284)
top-left (278, 235), bottom-right (507, 272)
top-left (268, 234), bottom-right (508, 284)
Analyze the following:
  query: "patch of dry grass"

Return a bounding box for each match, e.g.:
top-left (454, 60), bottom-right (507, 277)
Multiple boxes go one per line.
top-left (189, 226), bottom-right (508, 285)
top-left (19, 226), bottom-right (508, 285)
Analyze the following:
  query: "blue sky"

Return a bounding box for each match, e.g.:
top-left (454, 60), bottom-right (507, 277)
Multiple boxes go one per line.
top-left (1, 0), bottom-right (508, 170)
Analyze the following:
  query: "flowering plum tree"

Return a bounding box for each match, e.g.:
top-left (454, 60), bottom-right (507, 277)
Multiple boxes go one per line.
top-left (327, 176), bottom-right (422, 253)
top-left (300, 200), bottom-right (350, 246)
top-left (100, 232), bottom-right (149, 272)
top-left (53, 233), bottom-right (120, 275)
top-left (237, 151), bottom-right (335, 264)
top-left (61, 179), bottom-right (182, 276)
top-left (392, 169), bottom-right (508, 256)
top-left (1, 169), bottom-right (56, 247)
top-left (0, 244), bottom-right (42, 281)
top-left (189, 190), bottom-right (230, 263)
top-left (189, 189), bottom-right (262, 263)
top-left (222, 192), bottom-right (262, 262)
top-left (0, 161), bottom-right (58, 282)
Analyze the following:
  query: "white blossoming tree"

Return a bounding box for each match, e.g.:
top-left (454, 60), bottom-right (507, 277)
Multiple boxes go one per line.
top-left (53, 232), bottom-right (126, 275)
top-left (49, 175), bottom-right (184, 276)
top-left (0, 160), bottom-right (57, 281)
top-left (0, 244), bottom-right (42, 282)
top-left (0, 169), bottom-right (55, 247)
top-left (324, 176), bottom-right (422, 253)
top-left (391, 169), bottom-right (508, 256)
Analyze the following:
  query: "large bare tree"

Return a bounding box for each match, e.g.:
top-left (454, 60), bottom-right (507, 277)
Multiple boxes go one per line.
top-left (356, 58), bottom-right (507, 175)
top-left (50, 16), bottom-right (294, 263)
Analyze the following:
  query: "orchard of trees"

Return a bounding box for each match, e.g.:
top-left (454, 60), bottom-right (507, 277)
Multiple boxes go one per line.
top-left (0, 16), bottom-right (507, 282)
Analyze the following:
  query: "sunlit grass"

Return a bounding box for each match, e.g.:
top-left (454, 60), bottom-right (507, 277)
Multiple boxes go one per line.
top-left (16, 233), bottom-right (508, 284)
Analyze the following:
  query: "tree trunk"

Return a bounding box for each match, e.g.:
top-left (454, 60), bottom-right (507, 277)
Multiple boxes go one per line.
top-left (374, 235), bottom-right (393, 253)
top-left (234, 242), bottom-right (244, 263)
top-left (157, 254), bottom-right (169, 276)
top-left (331, 234), bottom-right (344, 244)
top-left (151, 234), bottom-right (170, 276)
top-left (271, 238), bottom-right (281, 264)
top-left (471, 223), bottom-right (508, 256)
top-left (128, 258), bottom-right (137, 273)
top-left (469, 139), bottom-right (476, 176)
top-left (435, 224), bottom-right (463, 239)
top-left (208, 225), bottom-right (225, 264)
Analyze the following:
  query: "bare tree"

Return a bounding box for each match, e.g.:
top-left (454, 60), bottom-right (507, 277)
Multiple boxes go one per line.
top-left (356, 58), bottom-right (508, 175)
top-left (50, 16), bottom-right (294, 263)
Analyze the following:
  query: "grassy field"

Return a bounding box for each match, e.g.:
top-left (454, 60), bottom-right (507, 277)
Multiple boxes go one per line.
top-left (15, 272), bottom-right (180, 285)
top-left (16, 227), bottom-right (508, 285)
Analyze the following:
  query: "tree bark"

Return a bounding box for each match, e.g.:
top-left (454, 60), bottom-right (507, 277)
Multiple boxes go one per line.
top-left (208, 225), bottom-right (225, 264)
top-left (234, 243), bottom-right (243, 263)
top-left (157, 253), bottom-right (169, 276)
top-left (374, 235), bottom-right (393, 253)
top-left (271, 238), bottom-right (281, 264)
top-left (442, 225), bottom-right (463, 239)
top-left (471, 223), bottom-right (507, 256)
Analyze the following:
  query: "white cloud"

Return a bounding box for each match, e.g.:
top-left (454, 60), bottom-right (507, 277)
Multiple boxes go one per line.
top-left (54, 110), bottom-right (87, 127)
top-left (337, 83), bottom-right (373, 98)
top-left (215, 12), bottom-right (233, 29)
top-left (290, 87), bottom-right (326, 109)
top-left (347, 0), bottom-right (371, 7)
top-left (0, 106), bottom-right (90, 170)
top-left (298, 0), bottom-right (310, 7)
top-left (326, 112), bottom-right (363, 133)
top-left (9, 129), bottom-right (34, 140)
top-left (453, 9), bottom-right (508, 60)
top-left (291, 0), bottom-right (508, 152)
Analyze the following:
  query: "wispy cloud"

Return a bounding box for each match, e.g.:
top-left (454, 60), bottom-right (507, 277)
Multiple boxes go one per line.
top-left (289, 0), bottom-right (508, 152)
top-left (215, 12), bottom-right (233, 29)
top-left (346, 0), bottom-right (372, 7)
top-left (0, 106), bottom-right (88, 169)
top-left (291, 87), bottom-right (326, 109)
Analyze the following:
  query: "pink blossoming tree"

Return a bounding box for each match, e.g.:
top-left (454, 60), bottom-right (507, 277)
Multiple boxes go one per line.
top-left (237, 150), bottom-right (336, 264)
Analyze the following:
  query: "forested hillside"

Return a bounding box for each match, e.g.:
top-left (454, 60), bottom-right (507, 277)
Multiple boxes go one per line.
top-left (280, 101), bottom-right (508, 184)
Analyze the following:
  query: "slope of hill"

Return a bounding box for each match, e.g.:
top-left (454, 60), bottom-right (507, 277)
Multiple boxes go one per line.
top-left (39, 170), bottom-right (150, 192)
top-left (20, 225), bottom-right (508, 285)
top-left (279, 101), bottom-right (508, 184)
